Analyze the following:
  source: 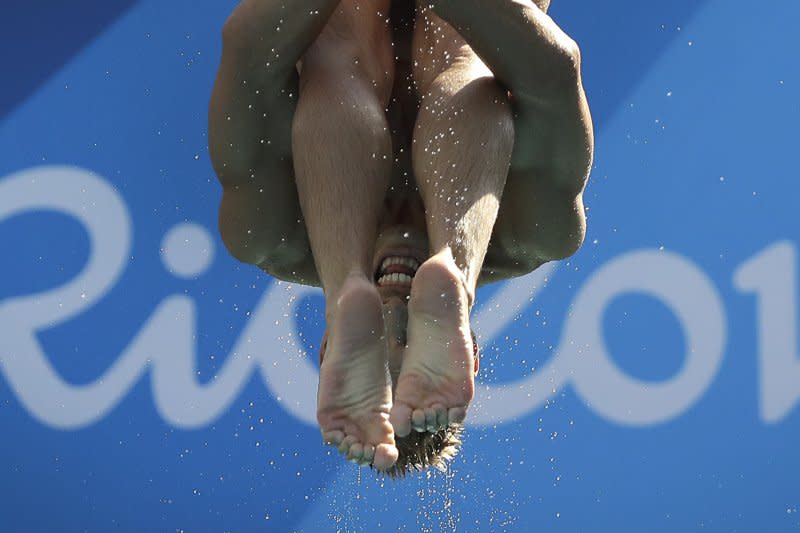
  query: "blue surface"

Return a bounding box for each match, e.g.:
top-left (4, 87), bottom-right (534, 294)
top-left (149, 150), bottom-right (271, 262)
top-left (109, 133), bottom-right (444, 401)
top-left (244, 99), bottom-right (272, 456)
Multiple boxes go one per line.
top-left (1, 0), bottom-right (799, 531)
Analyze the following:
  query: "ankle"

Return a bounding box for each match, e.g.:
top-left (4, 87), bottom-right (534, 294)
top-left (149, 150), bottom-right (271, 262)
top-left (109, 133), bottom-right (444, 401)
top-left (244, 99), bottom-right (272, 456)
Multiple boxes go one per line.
top-left (428, 248), bottom-right (476, 310)
top-left (324, 271), bottom-right (375, 324)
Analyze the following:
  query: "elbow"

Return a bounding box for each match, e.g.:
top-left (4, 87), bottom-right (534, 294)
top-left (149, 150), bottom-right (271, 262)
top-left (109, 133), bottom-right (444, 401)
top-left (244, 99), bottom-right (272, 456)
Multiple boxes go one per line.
top-left (526, 191), bottom-right (588, 264)
top-left (530, 217), bottom-right (586, 264)
top-left (218, 209), bottom-right (268, 267)
top-left (549, 216), bottom-right (586, 261)
top-left (546, 192), bottom-right (587, 261)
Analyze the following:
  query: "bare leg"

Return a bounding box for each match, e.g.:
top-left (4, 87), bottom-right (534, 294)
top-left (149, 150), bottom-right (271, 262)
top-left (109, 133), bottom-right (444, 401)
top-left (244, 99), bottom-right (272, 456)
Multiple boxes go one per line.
top-left (390, 5), bottom-right (515, 436)
top-left (210, 0), bottom-right (350, 285)
top-left (292, 1), bottom-right (400, 469)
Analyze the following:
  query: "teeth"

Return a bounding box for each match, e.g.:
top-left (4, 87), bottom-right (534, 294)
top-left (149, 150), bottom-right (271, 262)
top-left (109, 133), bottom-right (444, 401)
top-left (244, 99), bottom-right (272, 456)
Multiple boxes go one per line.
top-left (377, 273), bottom-right (414, 286)
top-left (379, 256), bottom-right (421, 273)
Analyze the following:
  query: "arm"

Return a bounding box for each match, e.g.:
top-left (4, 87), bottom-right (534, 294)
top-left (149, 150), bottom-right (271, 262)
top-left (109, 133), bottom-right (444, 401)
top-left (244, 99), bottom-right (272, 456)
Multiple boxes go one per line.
top-left (430, 0), bottom-right (594, 282)
top-left (428, 0), bottom-right (579, 100)
top-left (209, 1), bottom-right (342, 285)
top-left (429, 0), bottom-right (593, 184)
top-left (210, 0), bottom-right (342, 178)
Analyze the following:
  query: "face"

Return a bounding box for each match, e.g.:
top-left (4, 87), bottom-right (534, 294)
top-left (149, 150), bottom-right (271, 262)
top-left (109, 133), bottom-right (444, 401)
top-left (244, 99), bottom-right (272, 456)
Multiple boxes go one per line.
top-left (372, 188), bottom-right (429, 387)
top-left (372, 188), bottom-right (429, 301)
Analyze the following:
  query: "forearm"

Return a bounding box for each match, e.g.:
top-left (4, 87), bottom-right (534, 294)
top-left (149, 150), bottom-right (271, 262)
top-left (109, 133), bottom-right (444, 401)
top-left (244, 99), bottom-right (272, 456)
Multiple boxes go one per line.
top-left (211, 0), bottom-right (343, 173)
top-left (222, 0), bottom-right (342, 80)
top-left (429, 0), bottom-right (580, 99)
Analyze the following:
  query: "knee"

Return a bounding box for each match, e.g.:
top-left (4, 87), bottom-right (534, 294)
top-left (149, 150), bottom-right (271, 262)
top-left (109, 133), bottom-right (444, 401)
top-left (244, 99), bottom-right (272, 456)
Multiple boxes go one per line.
top-left (423, 74), bottom-right (514, 146)
top-left (412, 74), bottom-right (515, 195)
top-left (292, 72), bottom-right (391, 148)
top-left (462, 76), bottom-right (514, 125)
top-left (300, 33), bottom-right (394, 104)
top-left (471, 78), bottom-right (515, 150)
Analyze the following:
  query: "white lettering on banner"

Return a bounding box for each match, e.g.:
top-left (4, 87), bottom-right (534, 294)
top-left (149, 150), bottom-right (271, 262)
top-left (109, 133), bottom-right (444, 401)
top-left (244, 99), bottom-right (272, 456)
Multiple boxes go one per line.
top-left (734, 242), bottom-right (800, 423)
top-left (0, 166), bottom-right (796, 429)
top-left (470, 251), bottom-right (726, 426)
top-left (564, 251), bottom-right (725, 425)
top-left (0, 166), bottom-right (321, 429)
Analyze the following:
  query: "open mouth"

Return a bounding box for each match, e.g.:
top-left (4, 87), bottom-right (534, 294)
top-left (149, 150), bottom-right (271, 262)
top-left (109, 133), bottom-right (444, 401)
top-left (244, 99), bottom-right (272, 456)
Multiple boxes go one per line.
top-left (375, 256), bottom-right (421, 288)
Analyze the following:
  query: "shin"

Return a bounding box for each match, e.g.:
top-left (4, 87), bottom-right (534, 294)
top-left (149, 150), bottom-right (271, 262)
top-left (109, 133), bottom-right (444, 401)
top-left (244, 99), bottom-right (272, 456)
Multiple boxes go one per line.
top-left (412, 51), bottom-right (515, 303)
top-left (292, 11), bottom-right (394, 317)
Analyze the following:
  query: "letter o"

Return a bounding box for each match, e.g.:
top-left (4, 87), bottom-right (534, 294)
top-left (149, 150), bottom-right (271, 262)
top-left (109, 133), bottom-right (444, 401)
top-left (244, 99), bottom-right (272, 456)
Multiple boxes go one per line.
top-left (562, 250), bottom-right (726, 426)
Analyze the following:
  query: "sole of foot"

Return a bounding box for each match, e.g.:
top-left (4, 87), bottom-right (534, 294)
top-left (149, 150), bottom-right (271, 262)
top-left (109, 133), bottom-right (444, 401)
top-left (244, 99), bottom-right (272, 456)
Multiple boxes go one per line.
top-left (316, 275), bottom-right (399, 470)
top-left (389, 250), bottom-right (476, 438)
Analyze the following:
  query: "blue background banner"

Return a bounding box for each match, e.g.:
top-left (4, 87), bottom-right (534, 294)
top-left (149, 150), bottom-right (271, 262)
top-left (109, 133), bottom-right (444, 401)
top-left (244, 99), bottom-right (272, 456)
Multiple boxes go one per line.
top-left (1, 1), bottom-right (798, 531)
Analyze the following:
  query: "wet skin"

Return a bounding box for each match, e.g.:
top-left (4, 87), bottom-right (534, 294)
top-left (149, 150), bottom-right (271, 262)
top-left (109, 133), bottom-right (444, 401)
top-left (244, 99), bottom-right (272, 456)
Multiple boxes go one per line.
top-left (210, 0), bottom-right (593, 470)
top-left (318, 191), bottom-right (480, 464)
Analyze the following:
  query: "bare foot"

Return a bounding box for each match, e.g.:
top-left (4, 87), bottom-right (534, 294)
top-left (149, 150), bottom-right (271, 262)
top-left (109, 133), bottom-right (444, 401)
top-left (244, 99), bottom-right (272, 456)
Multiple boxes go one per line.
top-left (390, 250), bottom-right (476, 438)
top-left (316, 275), bottom-right (399, 470)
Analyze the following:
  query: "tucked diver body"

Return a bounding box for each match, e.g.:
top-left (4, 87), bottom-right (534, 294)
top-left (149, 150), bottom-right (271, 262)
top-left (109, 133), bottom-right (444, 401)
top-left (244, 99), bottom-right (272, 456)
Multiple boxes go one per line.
top-left (209, 0), bottom-right (593, 476)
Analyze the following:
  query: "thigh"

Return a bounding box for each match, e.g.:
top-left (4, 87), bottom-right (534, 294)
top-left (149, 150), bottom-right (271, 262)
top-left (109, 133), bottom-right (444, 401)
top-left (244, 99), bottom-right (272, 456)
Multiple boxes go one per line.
top-left (482, 172), bottom-right (586, 284)
top-left (213, 1), bottom-right (395, 286)
top-left (411, 0), bottom-right (585, 284)
top-left (301, 0), bottom-right (395, 105)
top-left (411, 2), bottom-right (492, 95)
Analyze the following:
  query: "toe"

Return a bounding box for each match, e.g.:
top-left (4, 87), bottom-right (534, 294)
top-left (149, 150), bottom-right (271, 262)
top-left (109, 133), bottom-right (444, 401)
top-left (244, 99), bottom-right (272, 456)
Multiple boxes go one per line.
top-left (372, 443), bottom-right (399, 471)
top-left (338, 435), bottom-right (358, 455)
top-left (362, 444), bottom-right (376, 465)
top-left (322, 430), bottom-right (345, 447)
top-left (448, 406), bottom-right (467, 425)
top-left (425, 407), bottom-right (438, 431)
top-left (348, 442), bottom-right (364, 463)
top-left (390, 403), bottom-right (413, 438)
top-left (412, 409), bottom-right (427, 432)
top-left (433, 404), bottom-right (448, 428)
